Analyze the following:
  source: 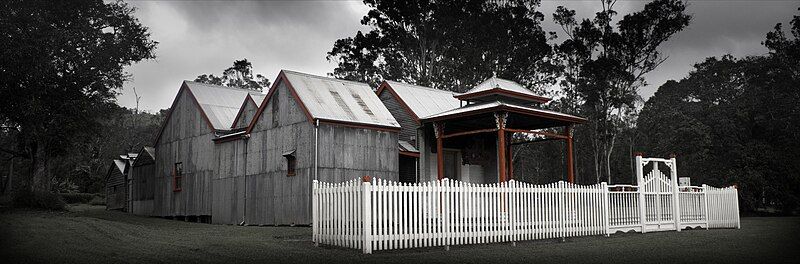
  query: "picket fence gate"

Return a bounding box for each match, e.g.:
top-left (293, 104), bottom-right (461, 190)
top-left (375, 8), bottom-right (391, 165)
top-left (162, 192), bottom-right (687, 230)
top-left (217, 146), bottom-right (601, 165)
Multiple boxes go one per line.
top-left (312, 157), bottom-right (740, 254)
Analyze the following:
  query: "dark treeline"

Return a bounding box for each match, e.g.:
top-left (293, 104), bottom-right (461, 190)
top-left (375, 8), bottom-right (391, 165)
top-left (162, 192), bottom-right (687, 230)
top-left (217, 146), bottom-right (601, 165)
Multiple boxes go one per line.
top-left (329, 0), bottom-right (799, 213)
top-left (0, 106), bottom-right (164, 195)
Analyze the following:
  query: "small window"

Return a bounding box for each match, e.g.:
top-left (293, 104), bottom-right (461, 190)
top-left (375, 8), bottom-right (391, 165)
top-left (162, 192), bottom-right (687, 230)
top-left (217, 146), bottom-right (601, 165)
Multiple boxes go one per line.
top-left (173, 162), bottom-right (183, 192)
top-left (283, 150), bottom-right (296, 177)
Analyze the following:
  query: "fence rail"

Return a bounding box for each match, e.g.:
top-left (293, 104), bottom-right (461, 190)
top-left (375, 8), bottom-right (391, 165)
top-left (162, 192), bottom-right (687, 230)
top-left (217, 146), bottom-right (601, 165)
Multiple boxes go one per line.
top-left (313, 177), bottom-right (740, 254)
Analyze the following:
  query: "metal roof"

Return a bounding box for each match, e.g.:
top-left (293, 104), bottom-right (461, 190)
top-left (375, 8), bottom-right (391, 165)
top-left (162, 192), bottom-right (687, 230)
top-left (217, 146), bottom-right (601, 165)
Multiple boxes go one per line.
top-left (398, 140), bottom-right (419, 153)
top-left (466, 77), bottom-right (535, 96)
top-left (184, 81), bottom-right (263, 130)
top-left (251, 94), bottom-right (266, 107)
top-left (421, 101), bottom-right (586, 122)
top-left (112, 159), bottom-right (126, 174)
top-left (282, 70), bottom-right (399, 128)
top-left (383, 81), bottom-right (462, 119)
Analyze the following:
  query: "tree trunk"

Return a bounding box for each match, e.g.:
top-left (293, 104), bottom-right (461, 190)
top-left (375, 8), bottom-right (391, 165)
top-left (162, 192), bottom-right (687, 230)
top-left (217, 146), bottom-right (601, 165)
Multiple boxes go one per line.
top-left (30, 141), bottom-right (51, 192)
top-left (2, 157), bottom-right (13, 195)
top-left (605, 133), bottom-right (616, 184)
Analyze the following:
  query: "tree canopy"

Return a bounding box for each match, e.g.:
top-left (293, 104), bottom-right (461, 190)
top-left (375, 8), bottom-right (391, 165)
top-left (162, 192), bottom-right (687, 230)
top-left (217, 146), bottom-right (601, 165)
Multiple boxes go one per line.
top-left (550, 0), bottom-right (691, 183)
top-left (327, 0), bottom-right (558, 92)
top-left (637, 8), bottom-right (800, 213)
top-left (0, 0), bottom-right (157, 191)
top-left (194, 59), bottom-right (271, 92)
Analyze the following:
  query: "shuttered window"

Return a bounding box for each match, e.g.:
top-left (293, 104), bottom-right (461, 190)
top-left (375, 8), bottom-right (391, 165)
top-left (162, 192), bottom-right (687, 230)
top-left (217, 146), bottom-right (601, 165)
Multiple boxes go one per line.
top-left (283, 150), bottom-right (296, 177)
top-left (172, 162), bottom-right (183, 192)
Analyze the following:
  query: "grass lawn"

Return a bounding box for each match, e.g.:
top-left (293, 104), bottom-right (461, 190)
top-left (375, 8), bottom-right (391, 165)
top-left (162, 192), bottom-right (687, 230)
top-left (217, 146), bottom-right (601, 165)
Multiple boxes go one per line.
top-left (1, 205), bottom-right (798, 264)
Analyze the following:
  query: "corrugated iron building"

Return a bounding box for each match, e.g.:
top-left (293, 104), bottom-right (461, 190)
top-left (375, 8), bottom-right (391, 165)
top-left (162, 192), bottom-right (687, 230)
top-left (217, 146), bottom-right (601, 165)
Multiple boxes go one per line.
top-left (128, 71), bottom-right (399, 225)
top-left (213, 70), bottom-right (399, 225)
top-left (105, 159), bottom-right (129, 211)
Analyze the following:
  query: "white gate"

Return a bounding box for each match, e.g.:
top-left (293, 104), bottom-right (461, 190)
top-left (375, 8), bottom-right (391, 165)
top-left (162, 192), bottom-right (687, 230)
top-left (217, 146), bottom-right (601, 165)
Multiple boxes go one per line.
top-left (637, 157), bottom-right (678, 232)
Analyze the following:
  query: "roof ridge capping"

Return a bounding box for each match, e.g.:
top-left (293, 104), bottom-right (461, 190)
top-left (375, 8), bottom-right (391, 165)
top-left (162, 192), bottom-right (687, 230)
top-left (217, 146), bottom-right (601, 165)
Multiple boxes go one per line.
top-left (280, 69), bottom-right (374, 88)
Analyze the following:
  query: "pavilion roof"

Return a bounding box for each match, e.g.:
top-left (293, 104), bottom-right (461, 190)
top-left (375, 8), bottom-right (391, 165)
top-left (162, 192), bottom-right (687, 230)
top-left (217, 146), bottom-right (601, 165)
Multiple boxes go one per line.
top-left (454, 77), bottom-right (551, 104)
top-left (421, 101), bottom-right (586, 124)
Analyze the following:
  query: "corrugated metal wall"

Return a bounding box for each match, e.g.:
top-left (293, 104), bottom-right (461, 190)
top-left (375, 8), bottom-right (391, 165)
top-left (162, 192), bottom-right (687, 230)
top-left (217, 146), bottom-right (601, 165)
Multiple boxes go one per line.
top-left (154, 90), bottom-right (215, 217)
top-left (213, 81), bottom-right (399, 225)
top-left (130, 162), bottom-right (155, 215)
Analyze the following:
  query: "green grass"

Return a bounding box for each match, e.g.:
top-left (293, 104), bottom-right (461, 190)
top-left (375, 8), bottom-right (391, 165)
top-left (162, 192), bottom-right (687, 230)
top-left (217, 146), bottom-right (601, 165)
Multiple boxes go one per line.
top-left (1, 205), bottom-right (798, 264)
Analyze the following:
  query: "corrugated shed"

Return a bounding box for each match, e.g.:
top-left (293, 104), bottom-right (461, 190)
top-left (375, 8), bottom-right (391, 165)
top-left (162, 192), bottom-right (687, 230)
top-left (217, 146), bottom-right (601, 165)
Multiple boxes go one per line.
top-left (184, 81), bottom-right (263, 130)
top-left (283, 70), bottom-right (399, 128)
top-left (384, 81), bottom-right (462, 119)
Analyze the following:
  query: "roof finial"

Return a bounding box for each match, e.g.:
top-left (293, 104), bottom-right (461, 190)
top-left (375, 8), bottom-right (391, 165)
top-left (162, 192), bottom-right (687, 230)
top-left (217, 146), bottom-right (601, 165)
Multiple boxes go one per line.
top-left (491, 71), bottom-right (500, 88)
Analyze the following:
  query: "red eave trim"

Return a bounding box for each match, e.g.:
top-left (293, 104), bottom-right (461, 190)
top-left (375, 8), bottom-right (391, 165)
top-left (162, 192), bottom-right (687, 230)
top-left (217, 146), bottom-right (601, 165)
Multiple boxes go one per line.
top-left (399, 151), bottom-right (420, 158)
top-left (318, 119), bottom-right (402, 132)
top-left (213, 133), bottom-right (248, 144)
top-left (376, 81), bottom-right (422, 124)
top-left (423, 104), bottom-right (587, 124)
top-left (152, 82), bottom-right (217, 146)
top-left (454, 88), bottom-right (551, 104)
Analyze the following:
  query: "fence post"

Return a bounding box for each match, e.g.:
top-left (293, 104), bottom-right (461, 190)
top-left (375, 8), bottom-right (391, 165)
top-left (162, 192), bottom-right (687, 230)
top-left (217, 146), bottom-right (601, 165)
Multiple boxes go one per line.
top-left (312, 180), bottom-right (318, 246)
top-left (559, 181), bottom-right (566, 241)
top-left (601, 182), bottom-right (610, 237)
top-left (635, 155), bottom-right (647, 233)
top-left (734, 187), bottom-right (741, 229)
top-left (702, 184), bottom-right (709, 230)
top-left (670, 157), bottom-right (681, 232)
top-left (362, 176), bottom-right (372, 254)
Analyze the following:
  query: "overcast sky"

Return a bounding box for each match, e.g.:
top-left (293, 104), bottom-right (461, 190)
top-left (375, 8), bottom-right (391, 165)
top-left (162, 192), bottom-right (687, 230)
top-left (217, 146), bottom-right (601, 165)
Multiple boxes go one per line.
top-left (119, 0), bottom-right (798, 112)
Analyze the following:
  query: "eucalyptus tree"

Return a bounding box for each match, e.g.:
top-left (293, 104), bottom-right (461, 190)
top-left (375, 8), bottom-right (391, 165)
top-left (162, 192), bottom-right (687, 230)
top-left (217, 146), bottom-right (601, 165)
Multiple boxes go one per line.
top-left (194, 59), bottom-right (271, 92)
top-left (551, 0), bottom-right (691, 183)
top-left (0, 0), bottom-right (157, 192)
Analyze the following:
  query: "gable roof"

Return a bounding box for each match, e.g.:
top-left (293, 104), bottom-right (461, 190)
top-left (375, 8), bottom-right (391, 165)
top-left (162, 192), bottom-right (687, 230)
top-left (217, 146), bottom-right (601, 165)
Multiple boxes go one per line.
top-left (132, 146), bottom-right (155, 167)
top-left (247, 70), bottom-right (400, 133)
top-left (105, 158), bottom-right (128, 182)
top-left (454, 77), bottom-right (551, 104)
top-left (251, 94), bottom-right (266, 107)
top-left (153, 81), bottom-right (261, 145)
top-left (231, 93), bottom-right (264, 129)
top-left (185, 81), bottom-right (263, 129)
top-left (113, 159), bottom-right (127, 174)
top-left (377, 81), bottom-right (462, 123)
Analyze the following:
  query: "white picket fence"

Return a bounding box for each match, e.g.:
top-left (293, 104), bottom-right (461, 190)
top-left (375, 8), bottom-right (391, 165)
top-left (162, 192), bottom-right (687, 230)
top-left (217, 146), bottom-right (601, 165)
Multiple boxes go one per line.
top-left (312, 177), bottom-right (740, 253)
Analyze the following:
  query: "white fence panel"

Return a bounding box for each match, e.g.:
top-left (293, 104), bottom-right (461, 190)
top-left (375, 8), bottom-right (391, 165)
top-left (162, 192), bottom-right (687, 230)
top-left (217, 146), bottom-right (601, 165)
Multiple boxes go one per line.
top-left (313, 177), bottom-right (740, 254)
top-left (706, 185), bottom-right (740, 229)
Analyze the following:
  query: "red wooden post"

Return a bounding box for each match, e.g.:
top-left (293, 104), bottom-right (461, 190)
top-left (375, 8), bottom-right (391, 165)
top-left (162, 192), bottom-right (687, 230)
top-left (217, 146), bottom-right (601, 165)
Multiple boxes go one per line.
top-left (435, 123), bottom-right (444, 180)
top-left (497, 114), bottom-right (507, 182)
top-left (565, 125), bottom-right (575, 184)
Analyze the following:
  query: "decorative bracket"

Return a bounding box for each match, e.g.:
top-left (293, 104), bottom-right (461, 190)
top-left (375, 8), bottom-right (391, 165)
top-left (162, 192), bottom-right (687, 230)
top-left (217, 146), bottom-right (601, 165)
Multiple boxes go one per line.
top-left (433, 122), bottom-right (444, 138)
top-left (494, 112), bottom-right (508, 129)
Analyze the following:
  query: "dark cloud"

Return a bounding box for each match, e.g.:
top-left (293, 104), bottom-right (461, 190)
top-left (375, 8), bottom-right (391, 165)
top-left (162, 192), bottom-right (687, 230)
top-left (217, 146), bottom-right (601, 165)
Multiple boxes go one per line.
top-left (119, 0), bottom-right (798, 112)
